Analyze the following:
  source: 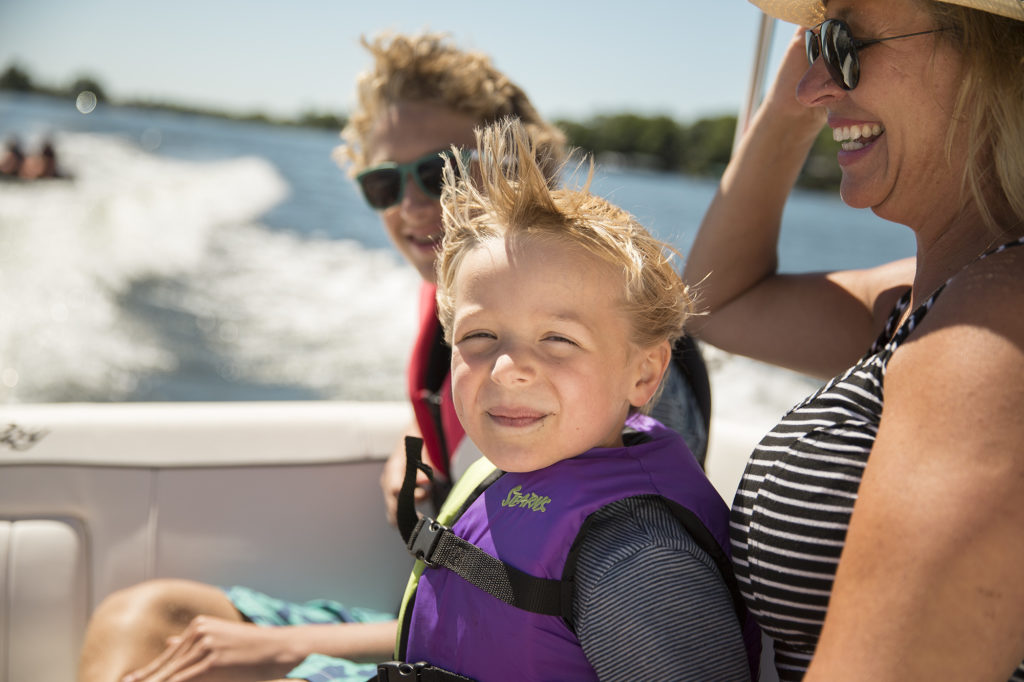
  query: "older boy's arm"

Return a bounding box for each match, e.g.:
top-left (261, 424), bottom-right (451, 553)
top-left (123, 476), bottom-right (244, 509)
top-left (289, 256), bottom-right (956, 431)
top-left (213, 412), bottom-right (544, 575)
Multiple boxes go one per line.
top-left (121, 619), bottom-right (397, 682)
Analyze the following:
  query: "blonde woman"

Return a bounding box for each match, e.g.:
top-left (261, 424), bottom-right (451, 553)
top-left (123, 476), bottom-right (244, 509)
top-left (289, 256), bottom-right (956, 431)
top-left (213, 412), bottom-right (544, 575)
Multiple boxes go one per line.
top-left (684, 0), bottom-right (1024, 679)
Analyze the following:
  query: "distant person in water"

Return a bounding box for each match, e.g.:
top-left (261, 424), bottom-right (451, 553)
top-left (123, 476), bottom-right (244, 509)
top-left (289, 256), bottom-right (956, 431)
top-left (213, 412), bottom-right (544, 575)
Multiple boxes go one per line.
top-left (0, 136), bottom-right (24, 177)
top-left (19, 138), bottom-right (61, 180)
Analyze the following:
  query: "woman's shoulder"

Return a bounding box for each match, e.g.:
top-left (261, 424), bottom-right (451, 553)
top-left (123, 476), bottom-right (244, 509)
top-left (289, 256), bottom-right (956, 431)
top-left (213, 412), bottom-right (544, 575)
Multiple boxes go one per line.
top-left (927, 239), bottom-right (1024, 334)
top-left (884, 239), bottom-right (1023, 428)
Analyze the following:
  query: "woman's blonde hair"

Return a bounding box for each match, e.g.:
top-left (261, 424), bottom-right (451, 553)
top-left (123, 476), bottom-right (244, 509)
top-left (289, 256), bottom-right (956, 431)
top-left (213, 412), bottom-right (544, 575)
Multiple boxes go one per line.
top-left (335, 32), bottom-right (566, 179)
top-left (930, 3), bottom-right (1024, 232)
top-left (435, 118), bottom-right (691, 393)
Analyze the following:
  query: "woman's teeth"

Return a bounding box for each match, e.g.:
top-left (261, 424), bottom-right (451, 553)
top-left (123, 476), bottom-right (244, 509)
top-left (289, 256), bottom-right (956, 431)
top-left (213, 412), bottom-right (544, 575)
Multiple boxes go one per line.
top-left (833, 123), bottom-right (884, 151)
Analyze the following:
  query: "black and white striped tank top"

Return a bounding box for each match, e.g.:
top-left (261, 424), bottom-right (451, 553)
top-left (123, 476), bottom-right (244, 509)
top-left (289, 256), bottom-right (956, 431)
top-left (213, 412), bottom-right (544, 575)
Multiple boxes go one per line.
top-left (730, 237), bottom-right (1024, 681)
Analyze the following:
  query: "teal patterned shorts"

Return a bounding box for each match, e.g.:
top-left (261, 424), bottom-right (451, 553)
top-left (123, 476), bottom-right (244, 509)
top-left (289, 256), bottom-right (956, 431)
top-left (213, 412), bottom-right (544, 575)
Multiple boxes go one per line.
top-left (224, 585), bottom-right (393, 682)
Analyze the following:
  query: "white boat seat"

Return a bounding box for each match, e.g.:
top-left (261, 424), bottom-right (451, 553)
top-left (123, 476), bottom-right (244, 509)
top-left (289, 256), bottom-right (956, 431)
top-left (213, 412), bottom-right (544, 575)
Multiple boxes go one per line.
top-left (0, 401), bottom-right (414, 682)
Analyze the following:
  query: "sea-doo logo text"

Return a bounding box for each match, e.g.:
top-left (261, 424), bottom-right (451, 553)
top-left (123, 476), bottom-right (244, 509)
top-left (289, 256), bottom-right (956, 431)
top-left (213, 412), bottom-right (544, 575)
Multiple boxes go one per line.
top-left (501, 485), bottom-right (551, 512)
top-left (1, 423), bottom-right (49, 451)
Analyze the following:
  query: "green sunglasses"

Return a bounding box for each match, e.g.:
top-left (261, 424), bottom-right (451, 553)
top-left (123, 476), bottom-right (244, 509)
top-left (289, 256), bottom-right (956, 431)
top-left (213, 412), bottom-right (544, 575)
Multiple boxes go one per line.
top-left (356, 148), bottom-right (471, 211)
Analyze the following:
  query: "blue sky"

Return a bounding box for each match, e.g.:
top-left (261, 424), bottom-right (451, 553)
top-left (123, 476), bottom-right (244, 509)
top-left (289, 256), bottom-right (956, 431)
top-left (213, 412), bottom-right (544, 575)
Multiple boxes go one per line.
top-left (0, 0), bottom-right (794, 123)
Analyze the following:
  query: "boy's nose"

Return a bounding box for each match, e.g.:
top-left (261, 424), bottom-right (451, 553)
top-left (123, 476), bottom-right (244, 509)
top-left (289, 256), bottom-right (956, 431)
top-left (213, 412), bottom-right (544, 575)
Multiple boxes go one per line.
top-left (491, 351), bottom-right (534, 385)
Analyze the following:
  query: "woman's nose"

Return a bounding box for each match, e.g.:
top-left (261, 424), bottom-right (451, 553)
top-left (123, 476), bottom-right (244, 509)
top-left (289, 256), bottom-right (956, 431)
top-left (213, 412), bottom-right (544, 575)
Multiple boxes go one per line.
top-left (796, 56), bottom-right (844, 108)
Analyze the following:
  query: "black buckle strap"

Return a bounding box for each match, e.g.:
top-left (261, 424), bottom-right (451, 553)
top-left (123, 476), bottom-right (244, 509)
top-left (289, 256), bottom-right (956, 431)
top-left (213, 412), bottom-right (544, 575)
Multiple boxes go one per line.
top-left (407, 517), bottom-right (448, 567)
top-left (376, 661), bottom-right (474, 682)
top-left (376, 662), bottom-right (424, 681)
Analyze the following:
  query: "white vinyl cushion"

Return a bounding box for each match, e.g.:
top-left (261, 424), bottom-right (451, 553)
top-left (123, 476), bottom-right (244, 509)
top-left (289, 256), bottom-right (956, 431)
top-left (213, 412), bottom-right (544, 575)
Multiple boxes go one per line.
top-left (2, 519), bottom-right (88, 682)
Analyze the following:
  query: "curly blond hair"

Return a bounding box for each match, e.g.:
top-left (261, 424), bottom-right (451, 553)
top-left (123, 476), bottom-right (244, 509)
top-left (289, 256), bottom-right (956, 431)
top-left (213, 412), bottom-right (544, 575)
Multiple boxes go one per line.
top-left (335, 32), bottom-right (566, 179)
top-left (435, 119), bottom-right (691, 411)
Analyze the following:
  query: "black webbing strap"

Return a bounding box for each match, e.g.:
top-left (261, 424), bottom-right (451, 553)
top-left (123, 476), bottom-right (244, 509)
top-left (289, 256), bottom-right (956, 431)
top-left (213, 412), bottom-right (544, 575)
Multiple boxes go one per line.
top-left (397, 436), bottom-right (432, 544)
top-left (398, 437), bottom-right (566, 617)
top-left (408, 515), bottom-right (567, 616)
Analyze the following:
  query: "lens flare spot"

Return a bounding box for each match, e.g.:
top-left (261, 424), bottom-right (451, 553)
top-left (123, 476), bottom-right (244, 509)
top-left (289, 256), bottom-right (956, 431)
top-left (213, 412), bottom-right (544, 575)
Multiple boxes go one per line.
top-left (75, 91), bottom-right (98, 114)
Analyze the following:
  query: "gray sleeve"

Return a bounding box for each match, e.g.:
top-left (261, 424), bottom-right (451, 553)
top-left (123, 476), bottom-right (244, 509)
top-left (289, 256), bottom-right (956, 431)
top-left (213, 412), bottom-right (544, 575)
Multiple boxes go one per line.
top-left (572, 496), bottom-right (750, 682)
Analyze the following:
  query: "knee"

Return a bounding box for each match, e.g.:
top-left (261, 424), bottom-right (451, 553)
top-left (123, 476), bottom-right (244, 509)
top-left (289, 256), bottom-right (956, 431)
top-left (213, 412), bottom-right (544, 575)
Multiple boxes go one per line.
top-left (91, 578), bottom-right (232, 633)
top-left (79, 580), bottom-right (227, 682)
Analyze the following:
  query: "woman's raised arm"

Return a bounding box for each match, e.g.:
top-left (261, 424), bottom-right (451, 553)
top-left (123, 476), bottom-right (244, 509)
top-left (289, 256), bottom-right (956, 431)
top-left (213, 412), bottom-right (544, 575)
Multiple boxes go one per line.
top-left (683, 29), bottom-right (910, 377)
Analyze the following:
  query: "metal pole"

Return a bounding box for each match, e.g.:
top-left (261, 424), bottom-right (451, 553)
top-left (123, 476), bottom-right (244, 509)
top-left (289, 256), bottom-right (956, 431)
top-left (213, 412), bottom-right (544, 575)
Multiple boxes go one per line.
top-left (732, 13), bottom-right (776, 155)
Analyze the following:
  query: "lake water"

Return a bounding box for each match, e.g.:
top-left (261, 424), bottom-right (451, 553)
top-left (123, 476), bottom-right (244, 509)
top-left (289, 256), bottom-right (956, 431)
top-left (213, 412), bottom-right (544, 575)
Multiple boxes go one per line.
top-left (0, 92), bottom-right (915, 422)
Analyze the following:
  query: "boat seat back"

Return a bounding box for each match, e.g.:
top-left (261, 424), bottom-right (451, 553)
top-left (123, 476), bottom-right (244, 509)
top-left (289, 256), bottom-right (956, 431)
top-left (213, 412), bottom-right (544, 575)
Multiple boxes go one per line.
top-left (0, 401), bottom-right (414, 682)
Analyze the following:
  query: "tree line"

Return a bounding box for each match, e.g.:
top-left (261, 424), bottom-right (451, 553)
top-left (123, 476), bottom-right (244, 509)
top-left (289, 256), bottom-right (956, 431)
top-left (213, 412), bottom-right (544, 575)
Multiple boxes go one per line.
top-left (556, 113), bottom-right (841, 190)
top-left (0, 63), bottom-right (345, 130)
top-left (1, 63), bottom-right (840, 190)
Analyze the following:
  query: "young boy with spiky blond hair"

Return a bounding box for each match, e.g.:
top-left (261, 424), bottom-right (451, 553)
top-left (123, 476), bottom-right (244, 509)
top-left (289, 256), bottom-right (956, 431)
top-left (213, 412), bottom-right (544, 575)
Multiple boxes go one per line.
top-left (385, 119), bottom-right (760, 682)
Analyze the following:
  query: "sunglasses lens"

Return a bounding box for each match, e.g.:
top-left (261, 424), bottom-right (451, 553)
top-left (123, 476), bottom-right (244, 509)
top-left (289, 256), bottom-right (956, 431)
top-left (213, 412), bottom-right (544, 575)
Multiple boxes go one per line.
top-left (822, 20), bottom-right (858, 90)
top-left (414, 156), bottom-right (449, 199)
top-left (419, 150), bottom-right (468, 198)
top-left (805, 29), bottom-right (820, 65)
top-left (357, 150), bottom-right (466, 210)
top-left (358, 169), bottom-right (402, 210)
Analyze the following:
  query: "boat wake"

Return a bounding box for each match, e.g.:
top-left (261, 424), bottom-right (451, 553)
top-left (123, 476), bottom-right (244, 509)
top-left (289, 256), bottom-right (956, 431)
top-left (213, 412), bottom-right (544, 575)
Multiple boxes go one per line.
top-left (0, 132), bottom-right (419, 403)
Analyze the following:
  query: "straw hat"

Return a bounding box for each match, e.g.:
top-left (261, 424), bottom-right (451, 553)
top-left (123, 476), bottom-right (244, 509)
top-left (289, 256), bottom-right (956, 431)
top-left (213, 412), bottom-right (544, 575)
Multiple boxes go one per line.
top-left (749, 0), bottom-right (1024, 25)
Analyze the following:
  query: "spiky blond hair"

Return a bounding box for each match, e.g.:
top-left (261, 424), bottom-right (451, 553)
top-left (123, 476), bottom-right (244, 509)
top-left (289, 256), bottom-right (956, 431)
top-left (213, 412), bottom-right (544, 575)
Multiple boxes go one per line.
top-left (435, 118), bottom-right (692, 391)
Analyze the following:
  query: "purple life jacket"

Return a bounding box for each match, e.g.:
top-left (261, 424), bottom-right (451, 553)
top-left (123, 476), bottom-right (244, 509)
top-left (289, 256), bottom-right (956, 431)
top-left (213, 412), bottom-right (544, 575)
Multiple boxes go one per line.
top-left (398, 413), bottom-right (761, 681)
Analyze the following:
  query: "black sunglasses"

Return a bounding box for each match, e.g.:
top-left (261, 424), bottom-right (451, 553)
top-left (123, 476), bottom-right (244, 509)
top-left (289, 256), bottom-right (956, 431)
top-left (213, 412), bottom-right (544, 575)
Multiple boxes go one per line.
top-left (805, 19), bottom-right (944, 90)
top-left (356, 148), bottom-right (470, 211)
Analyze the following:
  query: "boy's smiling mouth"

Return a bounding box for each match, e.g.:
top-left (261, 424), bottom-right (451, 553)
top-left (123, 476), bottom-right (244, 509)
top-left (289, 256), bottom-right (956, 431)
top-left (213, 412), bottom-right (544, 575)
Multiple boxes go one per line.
top-left (487, 407), bottom-right (548, 428)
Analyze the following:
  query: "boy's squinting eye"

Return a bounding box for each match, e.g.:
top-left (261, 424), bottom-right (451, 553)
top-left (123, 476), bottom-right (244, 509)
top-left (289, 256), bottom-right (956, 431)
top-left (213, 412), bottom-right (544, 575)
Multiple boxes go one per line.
top-left (543, 333), bottom-right (579, 347)
top-left (456, 330), bottom-right (496, 344)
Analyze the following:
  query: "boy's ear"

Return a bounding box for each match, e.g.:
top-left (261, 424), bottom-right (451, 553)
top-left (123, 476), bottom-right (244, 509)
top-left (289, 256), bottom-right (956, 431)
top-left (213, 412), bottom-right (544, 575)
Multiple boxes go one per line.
top-left (628, 341), bottom-right (672, 408)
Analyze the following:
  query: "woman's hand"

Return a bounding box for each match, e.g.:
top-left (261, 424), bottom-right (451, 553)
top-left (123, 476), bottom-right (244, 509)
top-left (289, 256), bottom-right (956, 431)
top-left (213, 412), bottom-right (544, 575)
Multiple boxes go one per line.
top-left (759, 26), bottom-right (827, 130)
top-left (121, 616), bottom-right (298, 682)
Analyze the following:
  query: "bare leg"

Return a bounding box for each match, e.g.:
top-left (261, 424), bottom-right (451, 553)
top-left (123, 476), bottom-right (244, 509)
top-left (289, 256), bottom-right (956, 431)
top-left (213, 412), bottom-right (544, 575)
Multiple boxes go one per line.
top-left (77, 579), bottom-right (243, 682)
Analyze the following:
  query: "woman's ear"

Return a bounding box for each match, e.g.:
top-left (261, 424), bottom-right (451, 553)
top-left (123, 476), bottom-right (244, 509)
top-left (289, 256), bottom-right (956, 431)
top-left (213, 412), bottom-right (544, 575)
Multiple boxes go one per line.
top-left (627, 340), bottom-right (672, 408)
